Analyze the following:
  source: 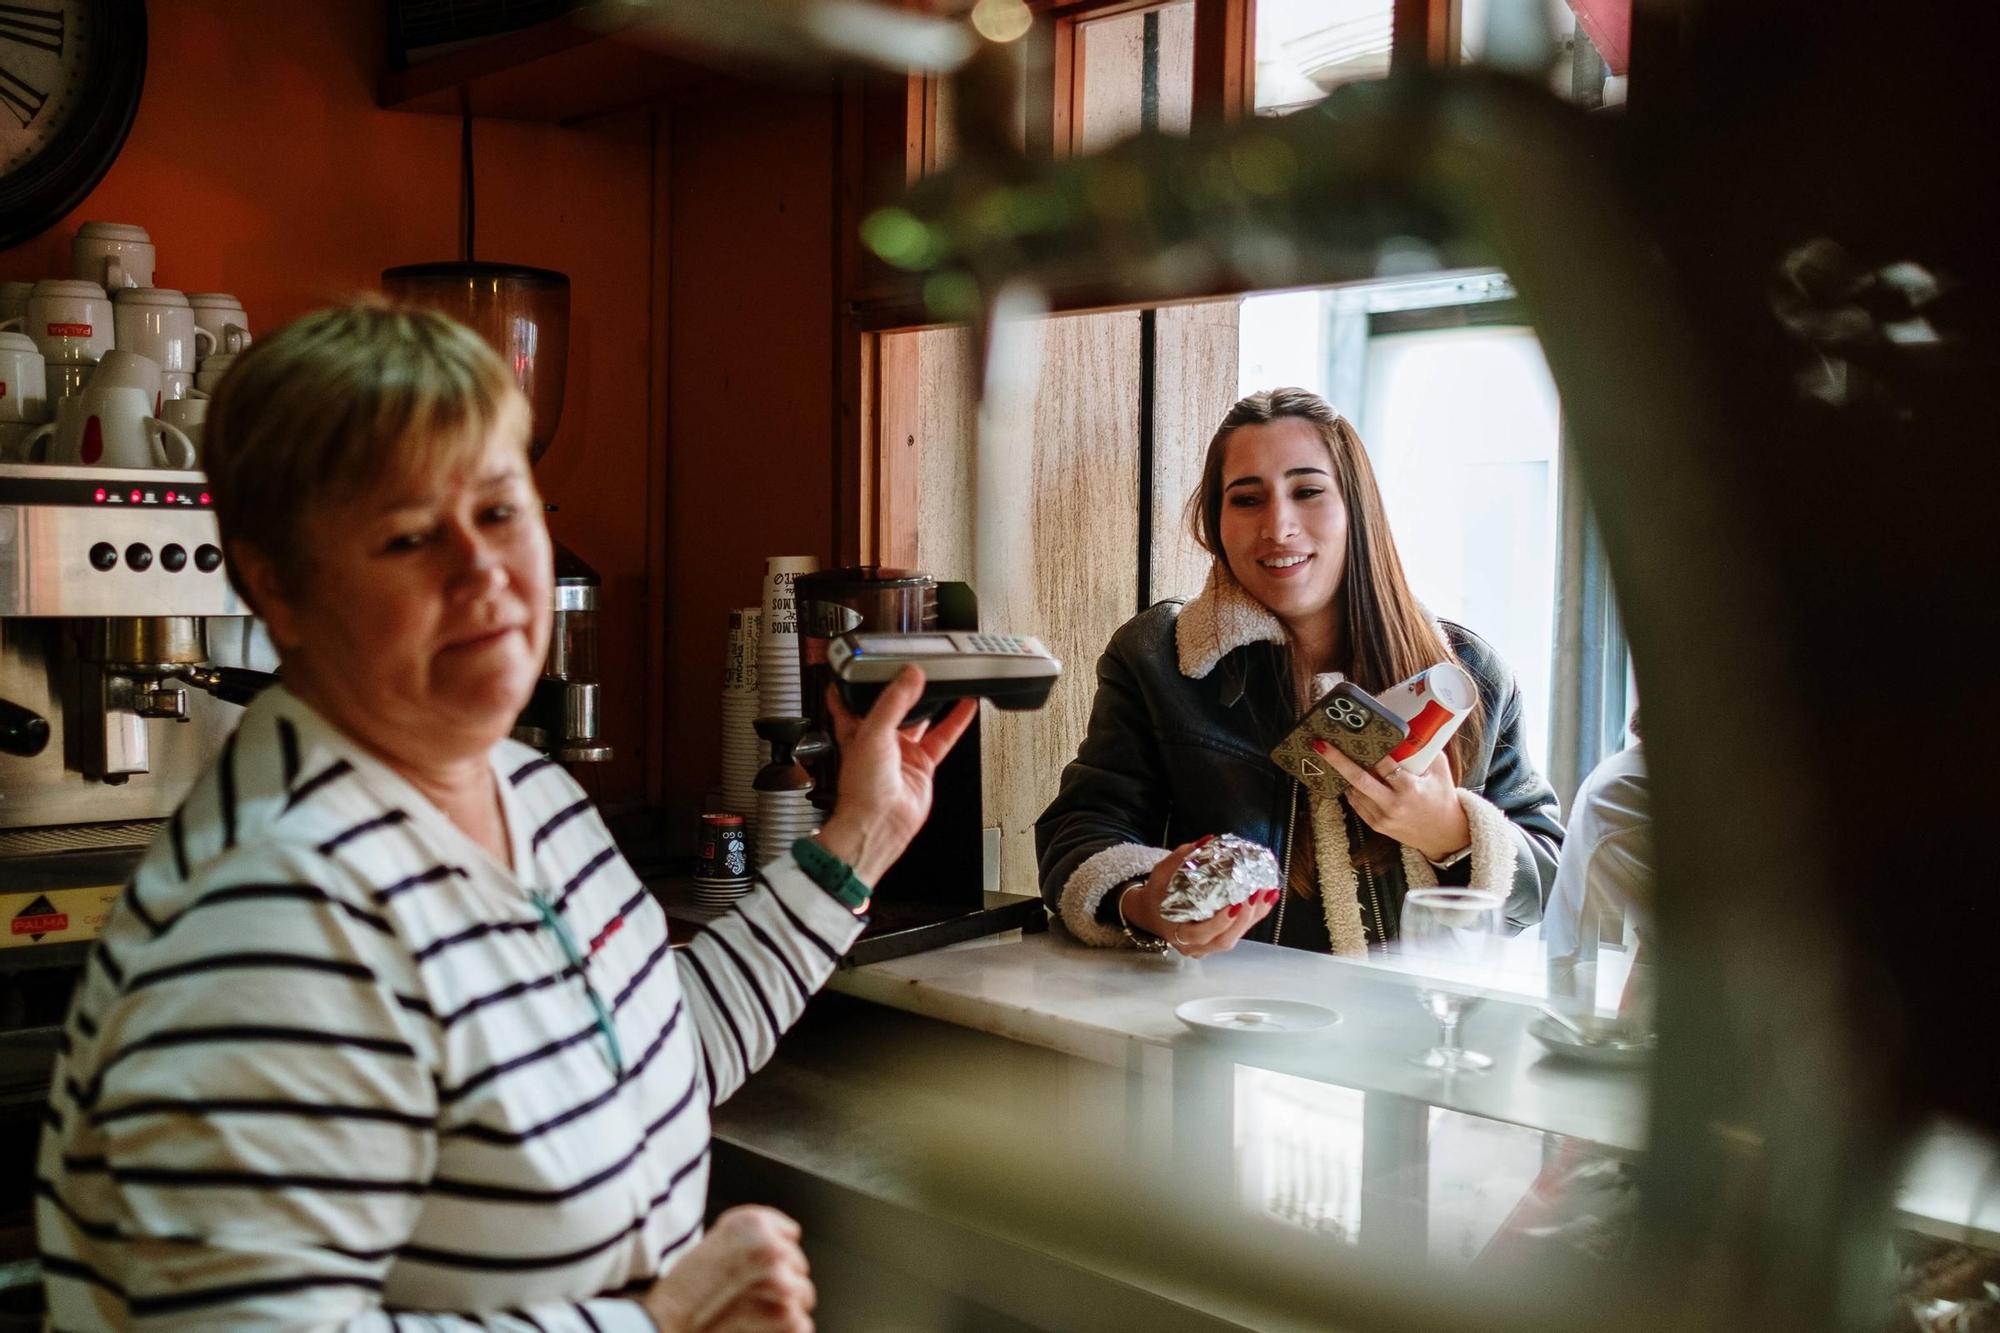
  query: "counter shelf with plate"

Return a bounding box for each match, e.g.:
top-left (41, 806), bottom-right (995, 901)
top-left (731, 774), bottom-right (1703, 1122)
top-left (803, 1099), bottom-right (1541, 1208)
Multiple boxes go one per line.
top-left (707, 928), bottom-right (2000, 1330)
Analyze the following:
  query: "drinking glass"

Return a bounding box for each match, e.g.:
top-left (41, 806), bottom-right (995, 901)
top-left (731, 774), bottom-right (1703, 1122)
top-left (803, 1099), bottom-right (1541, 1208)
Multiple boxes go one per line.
top-left (1400, 887), bottom-right (1506, 1073)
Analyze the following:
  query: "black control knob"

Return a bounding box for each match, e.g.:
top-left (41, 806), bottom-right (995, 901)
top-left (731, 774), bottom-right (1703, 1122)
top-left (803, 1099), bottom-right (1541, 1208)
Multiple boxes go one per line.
top-left (124, 543), bottom-right (153, 572)
top-left (89, 542), bottom-right (118, 571)
top-left (160, 543), bottom-right (188, 572)
top-left (194, 544), bottom-right (223, 573)
top-left (0, 697), bottom-right (50, 759)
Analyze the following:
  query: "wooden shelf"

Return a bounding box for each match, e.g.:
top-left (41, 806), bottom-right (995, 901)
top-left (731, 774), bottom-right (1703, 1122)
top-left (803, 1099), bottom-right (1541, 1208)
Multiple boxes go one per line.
top-left (378, 4), bottom-right (744, 124)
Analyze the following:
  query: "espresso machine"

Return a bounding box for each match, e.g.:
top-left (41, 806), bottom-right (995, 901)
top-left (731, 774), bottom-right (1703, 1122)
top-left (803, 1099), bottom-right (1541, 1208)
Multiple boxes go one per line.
top-left (0, 463), bottom-right (275, 967)
top-left (380, 262), bottom-right (610, 767)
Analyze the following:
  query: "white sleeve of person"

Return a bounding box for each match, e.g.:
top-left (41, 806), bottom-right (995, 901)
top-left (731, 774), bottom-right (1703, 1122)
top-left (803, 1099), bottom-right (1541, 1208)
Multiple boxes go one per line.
top-left (677, 851), bottom-right (868, 1104)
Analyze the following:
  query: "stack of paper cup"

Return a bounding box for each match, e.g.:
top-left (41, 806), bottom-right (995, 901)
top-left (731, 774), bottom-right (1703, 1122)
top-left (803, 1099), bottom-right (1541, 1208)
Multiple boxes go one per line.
top-left (757, 555), bottom-right (816, 720)
top-left (755, 556), bottom-right (820, 864)
top-left (754, 786), bottom-right (822, 866)
top-left (718, 608), bottom-right (764, 828)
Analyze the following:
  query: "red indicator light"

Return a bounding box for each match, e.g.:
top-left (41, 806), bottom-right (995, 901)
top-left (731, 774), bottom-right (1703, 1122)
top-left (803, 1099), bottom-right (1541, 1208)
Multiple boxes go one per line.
top-left (94, 488), bottom-right (106, 503)
top-left (165, 491), bottom-right (176, 504)
top-left (129, 490), bottom-right (141, 503)
top-left (199, 492), bottom-right (211, 505)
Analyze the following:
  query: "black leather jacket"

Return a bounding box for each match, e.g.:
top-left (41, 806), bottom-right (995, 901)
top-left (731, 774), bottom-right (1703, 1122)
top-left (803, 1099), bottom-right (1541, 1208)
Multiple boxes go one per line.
top-left (1035, 600), bottom-right (1564, 946)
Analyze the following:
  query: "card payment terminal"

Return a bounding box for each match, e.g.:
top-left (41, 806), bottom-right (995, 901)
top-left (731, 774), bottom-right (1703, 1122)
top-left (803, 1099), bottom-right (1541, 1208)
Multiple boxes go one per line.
top-left (826, 631), bottom-right (1061, 718)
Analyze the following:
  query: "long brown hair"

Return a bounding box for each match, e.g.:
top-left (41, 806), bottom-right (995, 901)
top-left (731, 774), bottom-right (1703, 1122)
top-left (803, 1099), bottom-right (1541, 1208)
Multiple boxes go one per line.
top-left (1186, 386), bottom-right (1484, 782)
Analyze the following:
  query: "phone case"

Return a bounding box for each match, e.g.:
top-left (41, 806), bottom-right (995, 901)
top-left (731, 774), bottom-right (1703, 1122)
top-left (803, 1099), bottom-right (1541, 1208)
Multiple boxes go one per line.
top-left (1269, 681), bottom-right (1411, 801)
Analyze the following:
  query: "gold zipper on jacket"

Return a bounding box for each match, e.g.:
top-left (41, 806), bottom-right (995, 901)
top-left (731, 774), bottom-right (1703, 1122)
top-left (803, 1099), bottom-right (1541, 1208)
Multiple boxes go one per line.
top-left (1272, 779), bottom-right (1298, 943)
top-left (1361, 854), bottom-right (1387, 944)
top-left (1348, 804), bottom-right (1388, 945)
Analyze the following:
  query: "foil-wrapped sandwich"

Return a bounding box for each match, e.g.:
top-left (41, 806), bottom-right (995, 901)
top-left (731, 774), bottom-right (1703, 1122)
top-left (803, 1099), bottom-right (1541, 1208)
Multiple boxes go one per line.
top-left (1158, 833), bottom-right (1280, 923)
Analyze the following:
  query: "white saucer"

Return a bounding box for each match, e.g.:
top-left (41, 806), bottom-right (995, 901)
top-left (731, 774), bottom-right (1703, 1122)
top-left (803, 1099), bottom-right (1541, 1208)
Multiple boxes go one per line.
top-left (1526, 1015), bottom-right (1654, 1069)
top-left (1175, 995), bottom-right (1341, 1039)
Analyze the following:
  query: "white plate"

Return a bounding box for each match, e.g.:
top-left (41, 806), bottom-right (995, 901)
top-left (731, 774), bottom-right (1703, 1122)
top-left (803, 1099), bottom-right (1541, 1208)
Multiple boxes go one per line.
top-left (1175, 996), bottom-right (1341, 1039)
top-left (1526, 1015), bottom-right (1653, 1069)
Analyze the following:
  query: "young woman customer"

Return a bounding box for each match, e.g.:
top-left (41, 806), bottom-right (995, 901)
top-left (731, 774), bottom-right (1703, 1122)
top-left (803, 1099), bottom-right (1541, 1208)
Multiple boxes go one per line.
top-left (1037, 387), bottom-right (1562, 959)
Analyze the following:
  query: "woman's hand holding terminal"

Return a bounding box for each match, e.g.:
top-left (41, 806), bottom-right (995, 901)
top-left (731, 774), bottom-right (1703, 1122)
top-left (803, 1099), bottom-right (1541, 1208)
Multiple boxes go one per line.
top-left (813, 667), bottom-right (977, 887)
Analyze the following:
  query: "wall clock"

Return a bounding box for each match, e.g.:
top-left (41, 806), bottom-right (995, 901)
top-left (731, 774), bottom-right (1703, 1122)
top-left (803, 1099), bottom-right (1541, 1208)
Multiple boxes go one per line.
top-left (1, 0), bottom-right (147, 252)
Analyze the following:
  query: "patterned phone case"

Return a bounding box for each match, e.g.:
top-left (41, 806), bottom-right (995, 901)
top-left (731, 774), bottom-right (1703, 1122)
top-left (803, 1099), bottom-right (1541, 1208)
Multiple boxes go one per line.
top-left (1270, 682), bottom-right (1411, 801)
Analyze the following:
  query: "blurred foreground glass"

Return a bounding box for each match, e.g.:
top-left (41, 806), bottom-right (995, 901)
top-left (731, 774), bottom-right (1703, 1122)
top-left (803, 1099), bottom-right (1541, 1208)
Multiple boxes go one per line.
top-left (1401, 887), bottom-right (1506, 1072)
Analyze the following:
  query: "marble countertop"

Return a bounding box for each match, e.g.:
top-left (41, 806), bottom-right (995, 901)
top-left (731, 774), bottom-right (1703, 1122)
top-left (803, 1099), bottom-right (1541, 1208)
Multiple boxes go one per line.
top-left (828, 928), bottom-right (1651, 1152)
top-left (822, 928), bottom-right (2000, 1250)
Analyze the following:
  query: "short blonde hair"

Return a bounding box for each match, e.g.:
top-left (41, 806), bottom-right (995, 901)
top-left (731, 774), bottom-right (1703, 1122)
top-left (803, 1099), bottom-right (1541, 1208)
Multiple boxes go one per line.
top-left (202, 301), bottom-right (524, 603)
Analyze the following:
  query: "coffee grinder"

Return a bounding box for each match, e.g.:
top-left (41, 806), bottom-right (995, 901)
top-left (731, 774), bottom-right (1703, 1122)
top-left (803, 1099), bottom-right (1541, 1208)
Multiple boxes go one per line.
top-left (380, 263), bottom-right (610, 766)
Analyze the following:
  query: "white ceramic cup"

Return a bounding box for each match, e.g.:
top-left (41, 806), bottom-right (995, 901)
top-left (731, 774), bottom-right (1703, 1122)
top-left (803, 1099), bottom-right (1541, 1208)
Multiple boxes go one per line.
top-left (113, 287), bottom-right (199, 376)
top-left (90, 349), bottom-right (164, 412)
top-left (21, 387), bottom-right (196, 469)
top-left (0, 331), bottom-right (48, 424)
top-left (0, 281), bottom-right (32, 328)
top-left (187, 293), bottom-right (251, 357)
top-left (161, 370), bottom-right (194, 401)
top-left (2, 279), bottom-right (114, 367)
top-left (159, 394), bottom-right (206, 460)
top-left (71, 221), bottom-right (156, 291)
top-left (192, 350), bottom-right (238, 395)
top-left (0, 420), bottom-right (44, 461)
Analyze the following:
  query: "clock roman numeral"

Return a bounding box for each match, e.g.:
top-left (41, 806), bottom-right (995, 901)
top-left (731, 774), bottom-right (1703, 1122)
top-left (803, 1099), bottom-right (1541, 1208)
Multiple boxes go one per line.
top-left (0, 3), bottom-right (63, 56)
top-left (0, 63), bottom-right (46, 128)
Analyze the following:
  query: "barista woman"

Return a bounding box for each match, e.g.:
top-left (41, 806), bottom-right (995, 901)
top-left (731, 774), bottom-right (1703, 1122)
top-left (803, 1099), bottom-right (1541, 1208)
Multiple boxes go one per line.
top-left (38, 304), bottom-right (975, 1330)
top-left (1037, 388), bottom-right (1562, 958)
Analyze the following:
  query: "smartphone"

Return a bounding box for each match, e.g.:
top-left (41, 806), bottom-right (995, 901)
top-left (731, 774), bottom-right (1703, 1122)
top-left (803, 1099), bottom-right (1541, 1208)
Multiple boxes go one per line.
top-left (1269, 681), bottom-right (1410, 801)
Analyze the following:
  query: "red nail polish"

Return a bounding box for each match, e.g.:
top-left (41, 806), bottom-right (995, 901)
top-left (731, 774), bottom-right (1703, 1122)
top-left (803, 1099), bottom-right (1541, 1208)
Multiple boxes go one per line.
top-left (1267, 888), bottom-right (1282, 903)
top-left (1195, 833), bottom-right (1216, 848)
top-left (1229, 903), bottom-right (1243, 917)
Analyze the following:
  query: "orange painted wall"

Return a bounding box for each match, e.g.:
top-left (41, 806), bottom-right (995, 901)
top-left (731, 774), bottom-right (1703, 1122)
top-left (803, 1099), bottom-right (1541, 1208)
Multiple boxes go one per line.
top-left (661, 93), bottom-right (839, 825)
top-left (0, 2), bottom-right (658, 801)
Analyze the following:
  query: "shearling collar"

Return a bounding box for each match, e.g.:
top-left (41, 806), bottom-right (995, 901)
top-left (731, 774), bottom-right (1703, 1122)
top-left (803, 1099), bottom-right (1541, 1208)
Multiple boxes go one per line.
top-left (1174, 564), bottom-right (1288, 680)
top-left (1174, 562), bottom-right (1462, 686)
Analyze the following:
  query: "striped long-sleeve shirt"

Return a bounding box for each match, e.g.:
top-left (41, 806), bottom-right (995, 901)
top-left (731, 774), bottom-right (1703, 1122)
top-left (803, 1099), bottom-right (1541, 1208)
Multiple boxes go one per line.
top-left (37, 685), bottom-right (863, 1330)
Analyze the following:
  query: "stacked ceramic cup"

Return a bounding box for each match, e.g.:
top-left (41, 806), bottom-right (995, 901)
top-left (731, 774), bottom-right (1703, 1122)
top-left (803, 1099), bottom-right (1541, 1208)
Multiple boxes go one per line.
top-left (717, 607), bottom-right (764, 832)
top-left (755, 555), bottom-right (821, 864)
top-left (0, 330), bottom-right (49, 461)
top-left (0, 223), bottom-right (251, 450)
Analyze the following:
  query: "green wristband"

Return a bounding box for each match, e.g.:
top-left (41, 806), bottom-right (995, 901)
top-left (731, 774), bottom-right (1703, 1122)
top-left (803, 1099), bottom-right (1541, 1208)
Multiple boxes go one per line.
top-left (790, 837), bottom-right (872, 911)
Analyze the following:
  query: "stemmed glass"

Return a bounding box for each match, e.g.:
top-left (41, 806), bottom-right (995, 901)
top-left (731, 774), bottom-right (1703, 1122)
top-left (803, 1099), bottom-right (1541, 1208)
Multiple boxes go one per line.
top-left (1400, 888), bottom-right (1506, 1073)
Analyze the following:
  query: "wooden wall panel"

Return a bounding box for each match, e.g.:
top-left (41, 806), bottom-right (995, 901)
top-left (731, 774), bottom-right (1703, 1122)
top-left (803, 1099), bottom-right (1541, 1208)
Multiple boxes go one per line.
top-left (1150, 298), bottom-right (1240, 603)
top-left (1074, 2), bottom-right (1196, 153)
top-left (663, 93), bottom-right (839, 826)
top-left (977, 311), bottom-right (1143, 898)
top-left (912, 328), bottom-right (978, 584)
top-left (876, 332), bottom-right (924, 569)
